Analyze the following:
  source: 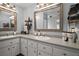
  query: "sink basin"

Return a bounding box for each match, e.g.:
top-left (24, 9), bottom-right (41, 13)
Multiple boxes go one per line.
top-left (35, 36), bottom-right (51, 40)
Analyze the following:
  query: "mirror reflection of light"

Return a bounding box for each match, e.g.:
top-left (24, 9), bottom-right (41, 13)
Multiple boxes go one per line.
top-left (57, 24), bottom-right (59, 29)
top-left (9, 16), bottom-right (14, 19)
top-left (36, 15), bottom-right (40, 20)
top-left (56, 19), bottom-right (60, 23)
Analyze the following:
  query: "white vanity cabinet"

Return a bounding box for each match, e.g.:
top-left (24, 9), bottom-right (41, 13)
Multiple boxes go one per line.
top-left (21, 38), bottom-right (28, 56)
top-left (1, 35), bottom-right (79, 56)
top-left (38, 42), bottom-right (53, 56)
top-left (0, 38), bottom-right (20, 56)
top-left (28, 40), bottom-right (38, 56)
top-left (20, 37), bottom-right (79, 56)
top-left (53, 46), bottom-right (79, 56)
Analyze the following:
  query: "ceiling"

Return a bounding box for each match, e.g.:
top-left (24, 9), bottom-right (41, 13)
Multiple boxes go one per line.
top-left (12, 3), bottom-right (35, 8)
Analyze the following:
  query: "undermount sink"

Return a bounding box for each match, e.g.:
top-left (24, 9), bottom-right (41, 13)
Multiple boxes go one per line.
top-left (35, 36), bottom-right (51, 40)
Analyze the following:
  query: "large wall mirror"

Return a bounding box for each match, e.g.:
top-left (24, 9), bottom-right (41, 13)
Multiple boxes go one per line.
top-left (0, 4), bottom-right (17, 31)
top-left (34, 3), bottom-right (63, 31)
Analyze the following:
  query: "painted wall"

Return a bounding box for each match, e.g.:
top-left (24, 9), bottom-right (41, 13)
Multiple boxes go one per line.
top-left (16, 6), bottom-right (24, 32)
top-left (23, 4), bottom-right (36, 33)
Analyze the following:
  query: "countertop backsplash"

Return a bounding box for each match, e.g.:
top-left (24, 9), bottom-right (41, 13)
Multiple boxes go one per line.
top-left (0, 31), bottom-right (20, 36)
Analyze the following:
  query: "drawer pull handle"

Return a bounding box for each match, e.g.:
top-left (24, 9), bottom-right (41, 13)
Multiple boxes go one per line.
top-left (34, 51), bottom-right (36, 53)
top-left (63, 53), bottom-right (67, 56)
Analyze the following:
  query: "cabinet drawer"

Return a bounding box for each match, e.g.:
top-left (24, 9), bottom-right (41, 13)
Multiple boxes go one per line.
top-left (10, 38), bottom-right (19, 44)
top-left (53, 47), bottom-right (79, 56)
top-left (21, 38), bottom-right (27, 45)
top-left (28, 40), bottom-right (37, 49)
top-left (38, 50), bottom-right (51, 56)
top-left (38, 43), bottom-right (52, 54)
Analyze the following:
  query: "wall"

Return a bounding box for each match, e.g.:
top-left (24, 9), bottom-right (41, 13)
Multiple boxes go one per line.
top-left (23, 4), bottom-right (36, 33)
top-left (16, 6), bottom-right (24, 32)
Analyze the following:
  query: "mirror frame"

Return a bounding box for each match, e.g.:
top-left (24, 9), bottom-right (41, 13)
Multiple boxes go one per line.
top-left (34, 3), bottom-right (63, 32)
top-left (0, 5), bottom-right (17, 31)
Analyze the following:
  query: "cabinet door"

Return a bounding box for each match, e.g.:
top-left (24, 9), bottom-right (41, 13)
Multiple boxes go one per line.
top-left (28, 40), bottom-right (37, 49)
top-left (21, 38), bottom-right (27, 45)
top-left (11, 44), bottom-right (19, 56)
top-left (28, 47), bottom-right (37, 56)
top-left (38, 43), bottom-right (52, 54)
top-left (21, 38), bottom-right (28, 56)
top-left (53, 47), bottom-right (79, 56)
top-left (15, 43), bottom-right (20, 55)
top-left (21, 44), bottom-right (27, 56)
top-left (0, 46), bottom-right (11, 56)
top-left (38, 50), bottom-right (50, 56)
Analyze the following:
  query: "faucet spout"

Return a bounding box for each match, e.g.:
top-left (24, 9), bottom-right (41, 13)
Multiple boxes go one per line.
top-left (73, 32), bottom-right (78, 43)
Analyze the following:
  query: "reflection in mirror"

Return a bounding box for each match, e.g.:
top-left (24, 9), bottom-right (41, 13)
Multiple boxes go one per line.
top-left (34, 3), bottom-right (63, 31)
top-left (0, 11), bottom-right (14, 28)
top-left (0, 3), bottom-right (17, 31)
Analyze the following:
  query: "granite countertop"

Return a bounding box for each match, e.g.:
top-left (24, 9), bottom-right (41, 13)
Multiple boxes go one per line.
top-left (0, 34), bottom-right (79, 50)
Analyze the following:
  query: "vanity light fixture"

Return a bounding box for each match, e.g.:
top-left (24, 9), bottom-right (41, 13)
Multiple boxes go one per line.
top-left (35, 3), bottom-right (59, 11)
top-left (0, 3), bottom-right (16, 12)
top-left (9, 16), bottom-right (14, 19)
top-left (6, 3), bottom-right (10, 8)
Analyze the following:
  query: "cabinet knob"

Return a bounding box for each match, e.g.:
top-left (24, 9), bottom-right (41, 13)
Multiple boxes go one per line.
top-left (8, 48), bottom-right (10, 50)
top-left (39, 52), bottom-right (41, 55)
top-left (13, 47), bottom-right (15, 48)
top-left (10, 42), bottom-right (13, 43)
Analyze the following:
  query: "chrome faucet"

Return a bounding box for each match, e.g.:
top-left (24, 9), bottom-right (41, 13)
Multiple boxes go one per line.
top-left (73, 32), bottom-right (78, 43)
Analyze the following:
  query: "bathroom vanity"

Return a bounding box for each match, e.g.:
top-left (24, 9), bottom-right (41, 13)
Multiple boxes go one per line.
top-left (0, 3), bottom-right (79, 56)
top-left (0, 34), bottom-right (79, 56)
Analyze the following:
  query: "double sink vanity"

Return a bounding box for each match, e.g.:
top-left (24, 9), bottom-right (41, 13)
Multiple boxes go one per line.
top-left (0, 3), bottom-right (79, 56)
top-left (0, 34), bottom-right (79, 56)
